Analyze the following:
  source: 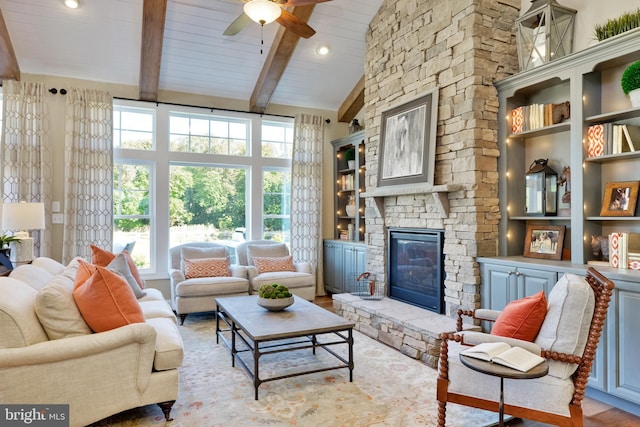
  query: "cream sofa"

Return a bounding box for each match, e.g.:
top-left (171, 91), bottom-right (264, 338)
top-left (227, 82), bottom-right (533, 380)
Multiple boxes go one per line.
top-left (0, 257), bottom-right (184, 427)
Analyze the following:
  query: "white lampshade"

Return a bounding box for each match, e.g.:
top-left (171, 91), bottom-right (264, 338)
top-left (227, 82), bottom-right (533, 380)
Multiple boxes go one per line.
top-left (2, 202), bottom-right (45, 238)
top-left (244, 0), bottom-right (281, 25)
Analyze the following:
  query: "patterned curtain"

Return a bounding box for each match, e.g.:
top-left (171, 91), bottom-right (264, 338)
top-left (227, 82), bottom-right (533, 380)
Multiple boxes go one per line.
top-left (62, 88), bottom-right (113, 264)
top-left (290, 114), bottom-right (324, 295)
top-left (1, 80), bottom-right (52, 257)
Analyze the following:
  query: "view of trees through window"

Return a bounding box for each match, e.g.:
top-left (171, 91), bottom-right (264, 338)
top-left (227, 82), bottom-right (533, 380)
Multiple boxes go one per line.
top-left (113, 102), bottom-right (293, 272)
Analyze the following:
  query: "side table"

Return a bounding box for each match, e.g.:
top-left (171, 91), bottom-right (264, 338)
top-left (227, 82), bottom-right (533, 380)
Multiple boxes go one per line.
top-left (460, 354), bottom-right (548, 427)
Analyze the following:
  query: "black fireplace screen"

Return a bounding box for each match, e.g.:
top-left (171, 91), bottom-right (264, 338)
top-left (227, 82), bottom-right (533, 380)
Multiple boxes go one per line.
top-left (387, 228), bottom-right (444, 313)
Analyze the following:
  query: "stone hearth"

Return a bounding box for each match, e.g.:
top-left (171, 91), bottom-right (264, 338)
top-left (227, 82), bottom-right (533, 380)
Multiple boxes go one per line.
top-left (332, 294), bottom-right (479, 368)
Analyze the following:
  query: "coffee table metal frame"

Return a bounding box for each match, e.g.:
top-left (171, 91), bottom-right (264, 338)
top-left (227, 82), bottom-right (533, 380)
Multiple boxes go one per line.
top-left (459, 354), bottom-right (549, 427)
top-left (215, 295), bottom-right (355, 400)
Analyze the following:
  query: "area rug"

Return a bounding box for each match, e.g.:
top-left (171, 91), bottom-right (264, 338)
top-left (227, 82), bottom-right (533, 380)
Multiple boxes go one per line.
top-left (91, 312), bottom-right (500, 426)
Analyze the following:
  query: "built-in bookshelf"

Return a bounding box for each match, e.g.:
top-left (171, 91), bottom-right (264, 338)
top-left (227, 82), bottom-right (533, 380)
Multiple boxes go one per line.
top-left (331, 131), bottom-right (365, 242)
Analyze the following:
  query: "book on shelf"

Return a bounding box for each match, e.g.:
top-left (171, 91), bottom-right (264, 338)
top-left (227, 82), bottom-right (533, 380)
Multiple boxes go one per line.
top-left (461, 342), bottom-right (545, 372)
top-left (510, 101), bottom-right (569, 134)
top-left (587, 123), bottom-right (639, 157)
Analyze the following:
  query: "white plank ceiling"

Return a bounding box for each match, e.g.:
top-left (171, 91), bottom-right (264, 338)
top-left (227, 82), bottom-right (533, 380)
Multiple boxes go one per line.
top-left (0, 0), bottom-right (383, 111)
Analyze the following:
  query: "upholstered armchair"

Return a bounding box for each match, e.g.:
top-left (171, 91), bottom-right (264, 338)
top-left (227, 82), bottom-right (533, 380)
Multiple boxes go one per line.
top-left (169, 242), bottom-right (249, 324)
top-left (235, 240), bottom-right (316, 301)
top-left (437, 267), bottom-right (614, 427)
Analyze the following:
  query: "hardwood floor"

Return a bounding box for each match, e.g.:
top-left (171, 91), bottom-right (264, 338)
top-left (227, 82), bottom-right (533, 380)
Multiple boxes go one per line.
top-left (313, 295), bottom-right (640, 427)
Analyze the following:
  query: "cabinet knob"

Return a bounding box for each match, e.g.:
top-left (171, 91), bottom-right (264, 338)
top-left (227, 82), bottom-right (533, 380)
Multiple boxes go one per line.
top-left (514, 271), bottom-right (521, 276)
top-left (507, 270), bottom-right (513, 275)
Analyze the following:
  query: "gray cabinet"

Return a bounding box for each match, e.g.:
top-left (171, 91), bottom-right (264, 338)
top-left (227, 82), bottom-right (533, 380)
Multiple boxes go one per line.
top-left (606, 281), bottom-right (640, 403)
top-left (323, 240), bottom-right (367, 294)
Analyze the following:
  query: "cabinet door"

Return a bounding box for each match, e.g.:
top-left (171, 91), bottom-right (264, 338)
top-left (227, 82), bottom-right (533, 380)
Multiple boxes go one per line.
top-left (323, 241), bottom-right (342, 293)
top-left (607, 286), bottom-right (640, 403)
top-left (480, 263), bottom-right (518, 311)
top-left (341, 244), bottom-right (360, 294)
top-left (354, 244), bottom-right (367, 276)
top-left (516, 267), bottom-right (557, 297)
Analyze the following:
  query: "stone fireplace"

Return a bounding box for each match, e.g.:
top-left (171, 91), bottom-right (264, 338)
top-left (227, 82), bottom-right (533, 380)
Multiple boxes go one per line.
top-left (387, 227), bottom-right (444, 313)
top-left (361, 0), bottom-right (521, 318)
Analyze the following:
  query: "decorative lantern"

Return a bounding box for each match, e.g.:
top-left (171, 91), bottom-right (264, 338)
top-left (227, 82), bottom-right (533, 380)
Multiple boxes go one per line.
top-left (525, 159), bottom-right (558, 216)
top-left (516, 0), bottom-right (576, 71)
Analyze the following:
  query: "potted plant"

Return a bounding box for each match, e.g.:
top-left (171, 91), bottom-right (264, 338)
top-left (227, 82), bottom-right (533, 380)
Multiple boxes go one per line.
top-left (0, 234), bottom-right (21, 257)
top-left (621, 60), bottom-right (640, 108)
top-left (256, 283), bottom-right (294, 311)
top-left (594, 8), bottom-right (640, 41)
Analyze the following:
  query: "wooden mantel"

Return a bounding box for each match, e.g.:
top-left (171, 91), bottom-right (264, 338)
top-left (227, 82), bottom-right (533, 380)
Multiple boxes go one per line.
top-left (361, 183), bottom-right (463, 218)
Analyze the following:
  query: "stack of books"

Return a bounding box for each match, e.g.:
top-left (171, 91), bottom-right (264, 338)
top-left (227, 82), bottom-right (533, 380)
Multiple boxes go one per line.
top-left (587, 123), bottom-right (638, 158)
top-left (511, 101), bottom-right (570, 134)
top-left (609, 232), bottom-right (640, 270)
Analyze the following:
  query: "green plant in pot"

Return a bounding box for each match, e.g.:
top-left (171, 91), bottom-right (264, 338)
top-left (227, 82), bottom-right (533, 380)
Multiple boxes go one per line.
top-left (621, 60), bottom-right (640, 108)
top-left (257, 283), bottom-right (294, 311)
top-left (0, 234), bottom-right (21, 256)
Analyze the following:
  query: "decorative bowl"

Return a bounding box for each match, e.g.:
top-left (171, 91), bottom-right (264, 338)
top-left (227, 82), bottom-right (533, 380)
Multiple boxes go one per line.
top-left (257, 296), bottom-right (294, 312)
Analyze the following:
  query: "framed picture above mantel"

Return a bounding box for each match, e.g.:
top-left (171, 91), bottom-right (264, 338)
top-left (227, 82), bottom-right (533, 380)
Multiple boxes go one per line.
top-left (377, 88), bottom-right (438, 188)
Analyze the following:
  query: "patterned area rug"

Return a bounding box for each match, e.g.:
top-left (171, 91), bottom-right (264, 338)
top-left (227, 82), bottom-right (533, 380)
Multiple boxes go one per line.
top-left (93, 312), bottom-right (500, 426)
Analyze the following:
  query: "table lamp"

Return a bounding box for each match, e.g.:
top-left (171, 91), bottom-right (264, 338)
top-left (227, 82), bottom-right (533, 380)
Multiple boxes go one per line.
top-left (2, 202), bottom-right (45, 263)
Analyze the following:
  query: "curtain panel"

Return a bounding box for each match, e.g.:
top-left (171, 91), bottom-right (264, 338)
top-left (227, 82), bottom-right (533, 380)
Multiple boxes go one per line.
top-left (290, 113), bottom-right (324, 295)
top-left (62, 88), bottom-right (113, 264)
top-left (1, 80), bottom-right (52, 257)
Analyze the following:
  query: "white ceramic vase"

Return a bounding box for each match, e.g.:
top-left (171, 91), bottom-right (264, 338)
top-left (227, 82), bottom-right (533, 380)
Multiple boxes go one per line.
top-left (629, 88), bottom-right (640, 108)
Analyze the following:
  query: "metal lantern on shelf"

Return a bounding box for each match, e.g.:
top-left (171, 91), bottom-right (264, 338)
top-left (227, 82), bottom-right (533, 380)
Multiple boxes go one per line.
top-left (525, 159), bottom-right (558, 216)
top-left (516, 0), bottom-right (577, 71)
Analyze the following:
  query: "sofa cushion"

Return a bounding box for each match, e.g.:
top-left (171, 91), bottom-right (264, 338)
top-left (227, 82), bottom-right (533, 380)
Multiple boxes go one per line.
top-left (91, 244), bottom-right (145, 289)
top-left (176, 276), bottom-right (250, 297)
top-left (32, 257), bottom-right (66, 276)
top-left (9, 264), bottom-right (55, 290)
top-left (138, 287), bottom-right (165, 302)
top-left (35, 275), bottom-right (92, 340)
top-left (184, 256), bottom-right (231, 279)
top-left (73, 265), bottom-right (145, 333)
top-left (250, 271), bottom-right (315, 291)
top-left (535, 273), bottom-right (595, 379)
top-left (491, 291), bottom-right (547, 342)
top-left (139, 300), bottom-right (178, 322)
top-left (106, 253), bottom-right (147, 299)
top-left (252, 255), bottom-right (296, 274)
top-left (247, 243), bottom-right (288, 266)
top-left (0, 278), bottom-right (49, 348)
top-left (145, 317), bottom-right (184, 371)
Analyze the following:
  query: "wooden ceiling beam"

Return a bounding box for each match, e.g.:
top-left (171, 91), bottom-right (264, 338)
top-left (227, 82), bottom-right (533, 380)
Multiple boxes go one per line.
top-left (0, 8), bottom-right (20, 81)
top-left (139, 0), bottom-right (167, 102)
top-left (338, 74), bottom-right (364, 123)
top-left (249, 5), bottom-right (315, 114)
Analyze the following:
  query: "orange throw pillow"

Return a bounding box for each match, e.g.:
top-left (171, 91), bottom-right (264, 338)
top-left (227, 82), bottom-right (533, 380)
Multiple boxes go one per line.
top-left (491, 291), bottom-right (548, 342)
top-left (252, 256), bottom-right (296, 274)
top-left (184, 257), bottom-right (231, 279)
top-left (73, 265), bottom-right (144, 333)
top-left (90, 244), bottom-right (145, 289)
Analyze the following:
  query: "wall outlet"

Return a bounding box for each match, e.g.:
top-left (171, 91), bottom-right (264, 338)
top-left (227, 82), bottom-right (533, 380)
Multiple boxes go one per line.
top-left (52, 213), bottom-right (64, 224)
top-left (51, 201), bottom-right (61, 212)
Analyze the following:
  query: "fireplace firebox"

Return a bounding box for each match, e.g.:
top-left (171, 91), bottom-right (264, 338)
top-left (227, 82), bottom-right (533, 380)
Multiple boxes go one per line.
top-left (387, 228), bottom-right (444, 313)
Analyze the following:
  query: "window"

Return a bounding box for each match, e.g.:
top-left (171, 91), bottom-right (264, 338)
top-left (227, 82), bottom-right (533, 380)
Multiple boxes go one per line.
top-left (113, 107), bottom-right (154, 150)
top-left (169, 113), bottom-right (248, 155)
top-left (113, 102), bottom-right (293, 275)
top-left (169, 165), bottom-right (246, 246)
top-left (262, 169), bottom-right (291, 242)
top-left (262, 121), bottom-right (293, 158)
top-left (113, 162), bottom-right (152, 269)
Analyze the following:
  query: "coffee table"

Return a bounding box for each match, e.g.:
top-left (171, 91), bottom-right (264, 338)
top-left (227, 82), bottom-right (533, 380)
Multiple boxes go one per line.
top-left (215, 295), bottom-right (355, 399)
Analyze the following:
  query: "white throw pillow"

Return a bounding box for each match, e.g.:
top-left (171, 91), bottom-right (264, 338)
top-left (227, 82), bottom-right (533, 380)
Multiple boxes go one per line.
top-left (535, 273), bottom-right (595, 379)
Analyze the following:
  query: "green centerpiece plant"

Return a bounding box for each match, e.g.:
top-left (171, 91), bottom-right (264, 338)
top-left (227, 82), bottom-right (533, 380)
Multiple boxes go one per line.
top-left (258, 283), bottom-right (292, 299)
top-left (621, 60), bottom-right (640, 108)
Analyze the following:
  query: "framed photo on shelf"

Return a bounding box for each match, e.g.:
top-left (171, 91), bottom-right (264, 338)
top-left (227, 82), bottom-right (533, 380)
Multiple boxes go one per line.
top-left (524, 225), bottom-right (566, 260)
top-left (599, 181), bottom-right (639, 217)
top-left (377, 88), bottom-right (438, 188)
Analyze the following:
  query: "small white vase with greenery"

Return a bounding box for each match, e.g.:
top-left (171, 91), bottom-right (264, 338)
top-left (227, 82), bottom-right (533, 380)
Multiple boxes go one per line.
top-left (621, 60), bottom-right (640, 108)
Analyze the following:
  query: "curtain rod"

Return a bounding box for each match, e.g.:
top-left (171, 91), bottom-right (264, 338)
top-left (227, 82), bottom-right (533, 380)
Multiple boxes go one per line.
top-left (113, 96), bottom-right (295, 119)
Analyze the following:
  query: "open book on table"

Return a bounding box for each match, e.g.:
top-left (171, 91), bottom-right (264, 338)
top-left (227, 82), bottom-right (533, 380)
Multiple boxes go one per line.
top-left (461, 342), bottom-right (545, 372)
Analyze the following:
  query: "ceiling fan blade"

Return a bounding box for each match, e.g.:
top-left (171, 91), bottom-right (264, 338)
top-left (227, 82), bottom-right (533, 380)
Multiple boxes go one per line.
top-left (283, 0), bottom-right (332, 5)
top-left (223, 13), bottom-right (253, 36)
top-left (276, 9), bottom-right (316, 39)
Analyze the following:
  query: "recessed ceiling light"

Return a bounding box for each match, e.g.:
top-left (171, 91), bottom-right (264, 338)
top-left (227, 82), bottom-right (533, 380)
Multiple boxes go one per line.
top-left (316, 45), bottom-right (330, 56)
top-left (64, 0), bottom-right (79, 9)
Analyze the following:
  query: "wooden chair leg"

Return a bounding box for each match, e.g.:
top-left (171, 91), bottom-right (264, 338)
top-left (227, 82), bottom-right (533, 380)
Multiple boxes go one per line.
top-left (437, 400), bottom-right (447, 426)
top-left (157, 400), bottom-right (175, 421)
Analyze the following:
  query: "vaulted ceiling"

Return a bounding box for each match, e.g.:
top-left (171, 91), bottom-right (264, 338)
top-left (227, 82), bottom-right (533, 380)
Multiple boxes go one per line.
top-left (0, 0), bottom-right (383, 122)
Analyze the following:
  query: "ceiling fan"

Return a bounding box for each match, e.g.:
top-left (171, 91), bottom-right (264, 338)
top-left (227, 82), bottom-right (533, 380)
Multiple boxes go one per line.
top-left (224, 0), bottom-right (332, 39)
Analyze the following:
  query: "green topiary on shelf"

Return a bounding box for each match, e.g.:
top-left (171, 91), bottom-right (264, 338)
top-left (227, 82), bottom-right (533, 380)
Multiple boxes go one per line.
top-left (621, 60), bottom-right (640, 95)
top-left (258, 283), bottom-right (292, 299)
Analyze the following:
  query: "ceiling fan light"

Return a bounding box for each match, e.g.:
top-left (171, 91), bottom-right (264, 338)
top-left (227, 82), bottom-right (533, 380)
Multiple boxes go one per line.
top-left (244, 0), bottom-right (282, 25)
top-left (64, 0), bottom-right (79, 8)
